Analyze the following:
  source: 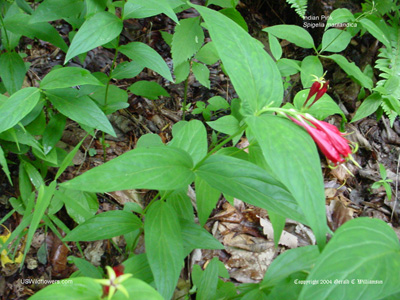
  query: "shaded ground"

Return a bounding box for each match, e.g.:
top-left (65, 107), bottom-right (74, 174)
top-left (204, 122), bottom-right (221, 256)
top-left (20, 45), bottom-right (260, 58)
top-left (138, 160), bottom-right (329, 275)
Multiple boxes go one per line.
top-left (1, 1), bottom-right (399, 299)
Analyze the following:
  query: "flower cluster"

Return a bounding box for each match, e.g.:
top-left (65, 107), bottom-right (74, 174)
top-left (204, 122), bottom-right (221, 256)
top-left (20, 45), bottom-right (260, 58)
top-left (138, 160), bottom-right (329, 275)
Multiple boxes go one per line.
top-left (287, 74), bottom-right (358, 167)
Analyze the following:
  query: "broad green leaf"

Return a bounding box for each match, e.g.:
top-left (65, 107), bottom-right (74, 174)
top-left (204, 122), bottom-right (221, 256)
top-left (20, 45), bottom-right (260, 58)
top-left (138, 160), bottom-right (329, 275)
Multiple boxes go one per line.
top-left (174, 60), bottom-right (190, 83)
top-left (299, 218), bottom-right (400, 300)
top-left (196, 155), bottom-right (306, 223)
top-left (0, 87), bottom-right (40, 133)
top-left (207, 0), bottom-right (239, 8)
top-left (268, 33), bottom-right (282, 60)
top-left (263, 25), bottom-right (315, 49)
top-left (195, 42), bottom-right (219, 65)
top-left (67, 256), bottom-right (102, 279)
top-left (261, 245), bottom-right (320, 289)
top-left (160, 31), bottom-right (173, 47)
top-left (0, 146), bottom-right (11, 184)
top-left (167, 188), bottom-right (194, 221)
top-left (207, 115), bottom-right (243, 145)
top-left (145, 201), bottom-right (184, 300)
top-left (301, 55), bottom-right (323, 88)
top-left (40, 67), bottom-right (103, 89)
top-left (119, 42), bottom-right (173, 82)
top-left (172, 17), bottom-right (204, 66)
top-left (55, 188), bottom-right (98, 224)
top-left (321, 29), bottom-right (352, 53)
top-left (45, 88), bottom-right (116, 136)
top-left (208, 96), bottom-right (230, 110)
top-left (65, 12), bottom-right (123, 63)
top-left (359, 18), bottom-right (391, 49)
top-left (29, 277), bottom-right (102, 300)
top-left (169, 120), bottom-right (207, 165)
top-left (42, 114), bottom-right (66, 155)
top-left (136, 134), bottom-right (164, 148)
top-left (294, 89), bottom-right (346, 120)
top-left (247, 115), bottom-right (328, 249)
top-left (123, 254), bottom-right (154, 283)
top-left (194, 4), bottom-right (283, 115)
top-left (61, 146), bottom-right (194, 192)
top-left (352, 93), bottom-right (383, 122)
top-left (180, 218), bottom-right (223, 257)
top-left (196, 257), bottom-right (219, 300)
top-left (325, 54), bottom-right (373, 89)
top-left (195, 176), bottom-right (221, 226)
top-left (220, 8), bottom-right (248, 32)
top-left (64, 210), bottom-right (142, 241)
top-left (112, 61), bottom-right (144, 79)
top-left (326, 8), bottom-right (355, 31)
top-left (4, 13), bottom-right (68, 52)
top-left (268, 211), bottom-right (286, 248)
top-left (0, 51), bottom-right (26, 95)
top-left (112, 278), bottom-right (163, 300)
top-left (128, 81), bottom-right (170, 100)
top-left (124, 0), bottom-right (178, 23)
top-left (31, 0), bottom-right (84, 22)
top-left (277, 58), bottom-right (301, 77)
top-left (23, 161), bottom-right (44, 189)
top-left (16, 0), bottom-right (33, 14)
top-left (192, 62), bottom-right (210, 88)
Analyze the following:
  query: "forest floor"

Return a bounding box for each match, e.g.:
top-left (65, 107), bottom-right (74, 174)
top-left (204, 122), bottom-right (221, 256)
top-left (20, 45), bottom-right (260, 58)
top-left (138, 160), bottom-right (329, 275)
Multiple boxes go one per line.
top-left (0, 1), bottom-right (399, 299)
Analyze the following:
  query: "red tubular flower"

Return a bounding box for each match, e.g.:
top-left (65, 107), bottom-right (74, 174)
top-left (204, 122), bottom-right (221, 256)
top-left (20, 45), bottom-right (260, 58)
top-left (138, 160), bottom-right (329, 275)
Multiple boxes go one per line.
top-left (309, 81), bottom-right (329, 107)
top-left (289, 115), bottom-right (352, 166)
top-left (305, 81), bottom-right (322, 103)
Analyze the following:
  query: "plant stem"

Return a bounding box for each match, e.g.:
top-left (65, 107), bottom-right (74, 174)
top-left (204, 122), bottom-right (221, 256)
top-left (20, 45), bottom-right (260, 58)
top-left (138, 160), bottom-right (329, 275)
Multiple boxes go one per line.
top-left (182, 77), bottom-right (189, 120)
top-left (0, 12), bottom-right (10, 50)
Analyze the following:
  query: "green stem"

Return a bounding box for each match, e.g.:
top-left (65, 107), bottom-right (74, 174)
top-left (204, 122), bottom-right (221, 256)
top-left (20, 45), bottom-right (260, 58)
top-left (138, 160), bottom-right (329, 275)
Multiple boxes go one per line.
top-left (104, 36), bottom-right (120, 107)
top-left (182, 77), bottom-right (189, 120)
top-left (193, 124), bottom-right (247, 171)
top-left (0, 12), bottom-right (10, 50)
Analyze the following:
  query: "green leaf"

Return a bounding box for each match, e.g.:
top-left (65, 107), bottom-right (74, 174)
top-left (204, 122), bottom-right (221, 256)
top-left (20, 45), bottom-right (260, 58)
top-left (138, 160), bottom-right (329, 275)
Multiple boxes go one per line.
top-left (119, 42), bottom-right (173, 82)
top-left (247, 115), bottom-right (328, 249)
top-left (195, 42), bottom-right (220, 65)
top-left (61, 146), bottom-right (194, 192)
top-left (321, 29), bottom-right (352, 53)
top-left (193, 4), bottom-right (283, 115)
top-left (195, 176), bottom-right (221, 226)
top-left (351, 92), bottom-right (383, 123)
top-left (219, 8), bottom-right (248, 32)
top-left (4, 13), bottom-right (68, 52)
top-left (31, 0), bottom-right (84, 22)
top-left (145, 201), bottom-right (183, 300)
top-left (207, 115), bottom-right (240, 135)
top-left (65, 12), bottom-right (123, 63)
top-left (174, 60), bottom-right (190, 83)
top-left (64, 210), bottom-right (142, 241)
top-left (300, 55), bottom-right (323, 88)
top-left (112, 61), bottom-right (144, 80)
top-left (263, 25), bottom-right (315, 49)
top-left (196, 155), bottom-right (306, 224)
top-left (40, 67), bottom-right (103, 89)
top-left (169, 120), bottom-right (207, 165)
top-left (128, 81), bottom-right (170, 100)
top-left (55, 188), bottom-right (98, 224)
top-left (136, 134), bottom-right (164, 148)
top-left (0, 146), bottom-right (11, 184)
top-left (0, 87), bottom-right (40, 133)
top-left (196, 257), bottom-right (219, 300)
top-left (112, 278), bottom-right (164, 300)
top-left (0, 51), bottom-right (26, 95)
top-left (268, 33), bottom-right (282, 60)
top-left (45, 88), bottom-right (116, 136)
top-left (29, 277), bottom-right (102, 300)
top-left (208, 96), bottom-right (230, 110)
top-left (68, 257), bottom-right (102, 279)
top-left (123, 254), bottom-right (154, 283)
top-left (359, 18), bottom-right (391, 49)
top-left (180, 218), bottom-right (223, 257)
top-left (160, 31), bottom-right (173, 47)
top-left (325, 54), bottom-right (373, 89)
top-left (192, 62), bottom-right (210, 88)
top-left (55, 134), bottom-right (87, 180)
top-left (294, 89), bottom-right (346, 120)
top-left (124, 0), bottom-right (178, 23)
top-left (42, 114), bottom-right (66, 155)
top-left (167, 188), bottom-right (194, 221)
top-left (299, 218), bottom-right (400, 300)
top-left (172, 17), bottom-right (204, 66)
top-left (261, 245), bottom-right (320, 289)
top-left (326, 8), bottom-right (355, 31)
